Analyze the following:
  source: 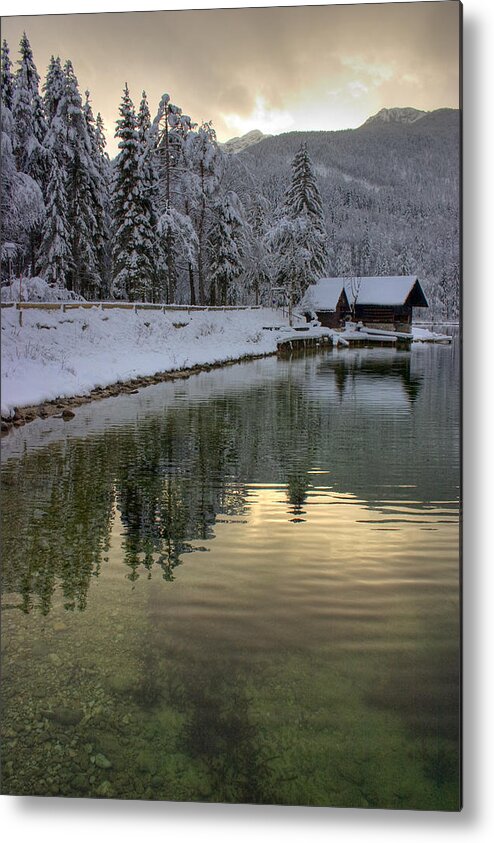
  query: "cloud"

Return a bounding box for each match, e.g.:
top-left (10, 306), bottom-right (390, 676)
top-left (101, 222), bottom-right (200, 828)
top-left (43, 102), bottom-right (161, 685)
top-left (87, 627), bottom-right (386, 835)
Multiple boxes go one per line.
top-left (222, 96), bottom-right (295, 137)
top-left (2, 2), bottom-right (460, 152)
top-left (347, 80), bottom-right (370, 99)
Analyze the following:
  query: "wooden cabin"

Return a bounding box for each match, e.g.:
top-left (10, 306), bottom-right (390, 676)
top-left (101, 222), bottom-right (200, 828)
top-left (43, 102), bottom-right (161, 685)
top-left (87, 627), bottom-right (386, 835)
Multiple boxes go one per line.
top-left (300, 279), bottom-right (350, 328)
top-left (301, 275), bottom-right (428, 333)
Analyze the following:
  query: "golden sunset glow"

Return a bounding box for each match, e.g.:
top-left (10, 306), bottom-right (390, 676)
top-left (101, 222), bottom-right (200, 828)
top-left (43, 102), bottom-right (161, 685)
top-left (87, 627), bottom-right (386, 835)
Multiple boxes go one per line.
top-left (2, 2), bottom-right (460, 155)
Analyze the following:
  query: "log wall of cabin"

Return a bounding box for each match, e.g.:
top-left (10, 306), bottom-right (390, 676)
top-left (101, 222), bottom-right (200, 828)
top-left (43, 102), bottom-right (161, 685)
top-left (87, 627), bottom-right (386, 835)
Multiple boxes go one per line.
top-left (355, 304), bottom-right (413, 333)
top-left (316, 310), bottom-right (342, 329)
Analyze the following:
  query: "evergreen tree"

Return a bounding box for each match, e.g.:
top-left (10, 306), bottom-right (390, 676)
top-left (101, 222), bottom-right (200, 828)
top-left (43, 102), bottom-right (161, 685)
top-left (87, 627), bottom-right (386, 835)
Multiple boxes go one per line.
top-left (1, 101), bottom-right (44, 278)
top-left (94, 111), bottom-right (113, 296)
top-left (243, 194), bottom-right (271, 305)
top-left (207, 192), bottom-right (245, 305)
top-left (11, 33), bottom-right (49, 272)
top-left (57, 61), bottom-right (100, 297)
top-left (43, 55), bottom-right (65, 124)
top-left (112, 84), bottom-right (154, 300)
top-left (13, 33), bottom-right (49, 182)
top-left (1, 39), bottom-right (15, 111)
top-left (265, 215), bottom-right (313, 306)
top-left (153, 93), bottom-right (194, 301)
top-left (136, 90), bottom-right (161, 300)
top-left (283, 142), bottom-right (328, 289)
top-left (38, 153), bottom-right (71, 288)
top-left (183, 122), bottom-right (223, 304)
top-left (83, 90), bottom-right (111, 294)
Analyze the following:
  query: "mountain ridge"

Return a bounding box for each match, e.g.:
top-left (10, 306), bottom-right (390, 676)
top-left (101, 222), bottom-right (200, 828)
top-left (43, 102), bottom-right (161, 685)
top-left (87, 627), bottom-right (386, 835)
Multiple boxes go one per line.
top-left (219, 129), bottom-right (271, 154)
top-left (232, 107), bottom-right (460, 318)
top-left (220, 107), bottom-right (458, 153)
top-left (361, 106), bottom-right (428, 126)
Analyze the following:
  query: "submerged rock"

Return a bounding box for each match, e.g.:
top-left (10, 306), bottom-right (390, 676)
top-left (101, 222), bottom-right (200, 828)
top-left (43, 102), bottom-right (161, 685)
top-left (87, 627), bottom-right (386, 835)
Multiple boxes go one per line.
top-left (44, 706), bottom-right (84, 727)
top-left (97, 780), bottom-right (113, 797)
top-left (94, 753), bottom-right (112, 769)
top-left (135, 749), bottom-right (158, 775)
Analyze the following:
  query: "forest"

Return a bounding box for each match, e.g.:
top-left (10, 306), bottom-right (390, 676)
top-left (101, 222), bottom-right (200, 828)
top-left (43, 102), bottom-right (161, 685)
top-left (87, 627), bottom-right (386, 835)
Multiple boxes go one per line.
top-left (1, 34), bottom-right (459, 318)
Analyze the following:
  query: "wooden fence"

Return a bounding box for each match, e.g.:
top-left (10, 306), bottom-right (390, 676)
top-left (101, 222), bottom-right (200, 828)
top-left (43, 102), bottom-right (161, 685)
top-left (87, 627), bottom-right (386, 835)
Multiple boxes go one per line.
top-left (0, 301), bottom-right (263, 313)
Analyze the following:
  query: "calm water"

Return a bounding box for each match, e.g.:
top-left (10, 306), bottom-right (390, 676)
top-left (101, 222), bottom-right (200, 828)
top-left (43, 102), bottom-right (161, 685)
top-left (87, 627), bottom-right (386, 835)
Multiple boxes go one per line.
top-left (1, 339), bottom-right (460, 809)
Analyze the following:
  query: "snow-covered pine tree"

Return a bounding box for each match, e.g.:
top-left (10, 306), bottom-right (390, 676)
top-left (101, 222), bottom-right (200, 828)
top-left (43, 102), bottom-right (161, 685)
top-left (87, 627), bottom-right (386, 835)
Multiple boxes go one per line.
top-left (265, 215), bottom-right (313, 306)
top-left (38, 152), bottom-right (71, 288)
top-left (83, 90), bottom-right (112, 296)
top-left (279, 142), bottom-right (328, 294)
top-left (207, 191), bottom-right (246, 305)
top-left (56, 60), bottom-right (100, 298)
top-left (1, 39), bottom-right (15, 111)
top-left (43, 55), bottom-right (65, 124)
top-left (11, 33), bottom-right (49, 273)
top-left (183, 122), bottom-right (223, 304)
top-left (157, 206), bottom-right (198, 297)
top-left (243, 194), bottom-right (272, 305)
top-left (153, 94), bottom-right (195, 301)
top-left (13, 33), bottom-right (49, 186)
top-left (136, 90), bottom-right (161, 300)
top-left (112, 84), bottom-right (154, 301)
top-left (1, 100), bottom-right (44, 278)
top-left (94, 112), bottom-right (113, 296)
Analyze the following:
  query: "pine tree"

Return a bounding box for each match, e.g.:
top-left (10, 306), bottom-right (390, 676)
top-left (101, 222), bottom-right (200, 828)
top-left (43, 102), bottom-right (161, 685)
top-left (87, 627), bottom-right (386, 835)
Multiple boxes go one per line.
top-left (243, 194), bottom-right (271, 305)
top-left (53, 60), bottom-right (100, 297)
top-left (265, 215), bottom-right (313, 305)
top-left (136, 91), bottom-right (160, 300)
top-left (1, 101), bottom-right (44, 278)
top-left (112, 84), bottom-right (154, 300)
top-left (13, 33), bottom-right (49, 183)
top-left (38, 153), bottom-right (71, 288)
top-left (208, 192), bottom-right (245, 305)
top-left (281, 142), bottom-right (328, 292)
top-left (183, 122), bottom-right (223, 304)
top-left (153, 93), bottom-right (194, 301)
top-left (1, 39), bottom-right (15, 111)
top-left (83, 90), bottom-right (112, 295)
top-left (9, 33), bottom-right (51, 274)
top-left (94, 112), bottom-right (113, 296)
top-left (43, 55), bottom-right (65, 124)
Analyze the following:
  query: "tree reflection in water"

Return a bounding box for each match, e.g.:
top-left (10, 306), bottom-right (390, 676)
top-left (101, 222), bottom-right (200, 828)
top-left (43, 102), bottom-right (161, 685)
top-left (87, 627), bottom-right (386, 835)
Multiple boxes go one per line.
top-left (0, 347), bottom-right (443, 616)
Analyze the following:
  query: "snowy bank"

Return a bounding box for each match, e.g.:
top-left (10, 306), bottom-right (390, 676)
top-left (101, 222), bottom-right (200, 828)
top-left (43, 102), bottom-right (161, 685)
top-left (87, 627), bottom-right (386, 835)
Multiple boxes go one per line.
top-left (1, 305), bottom-right (288, 416)
top-left (411, 326), bottom-right (452, 343)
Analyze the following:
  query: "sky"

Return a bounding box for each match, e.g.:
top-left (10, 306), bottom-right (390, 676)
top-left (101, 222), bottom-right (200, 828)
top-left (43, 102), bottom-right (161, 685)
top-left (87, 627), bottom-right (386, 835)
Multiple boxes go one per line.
top-left (2, 1), bottom-right (461, 156)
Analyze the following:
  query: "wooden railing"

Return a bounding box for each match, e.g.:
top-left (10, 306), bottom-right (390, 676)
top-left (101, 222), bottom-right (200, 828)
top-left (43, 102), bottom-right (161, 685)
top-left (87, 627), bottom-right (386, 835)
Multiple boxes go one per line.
top-left (0, 301), bottom-right (263, 313)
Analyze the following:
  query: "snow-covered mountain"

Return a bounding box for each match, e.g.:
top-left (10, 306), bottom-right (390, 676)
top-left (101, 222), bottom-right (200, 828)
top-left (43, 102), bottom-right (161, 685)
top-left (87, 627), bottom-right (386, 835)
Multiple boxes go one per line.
top-left (220, 129), bottom-right (271, 154)
top-left (362, 107), bottom-right (427, 127)
top-left (236, 108), bottom-right (460, 317)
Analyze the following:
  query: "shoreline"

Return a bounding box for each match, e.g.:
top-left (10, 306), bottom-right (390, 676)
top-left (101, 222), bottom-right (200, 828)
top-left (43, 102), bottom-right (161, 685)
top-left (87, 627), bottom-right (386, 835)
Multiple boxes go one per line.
top-left (0, 351), bottom-right (274, 436)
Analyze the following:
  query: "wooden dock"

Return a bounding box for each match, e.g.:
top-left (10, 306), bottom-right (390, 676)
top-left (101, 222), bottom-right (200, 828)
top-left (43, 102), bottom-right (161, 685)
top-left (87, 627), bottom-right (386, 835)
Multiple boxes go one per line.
top-left (277, 333), bottom-right (333, 357)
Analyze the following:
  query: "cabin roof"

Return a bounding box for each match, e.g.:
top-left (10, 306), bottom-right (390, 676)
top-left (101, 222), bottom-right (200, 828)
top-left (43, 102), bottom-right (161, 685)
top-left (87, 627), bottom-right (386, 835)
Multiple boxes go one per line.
top-left (302, 278), bottom-right (349, 312)
top-left (302, 276), bottom-right (428, 310)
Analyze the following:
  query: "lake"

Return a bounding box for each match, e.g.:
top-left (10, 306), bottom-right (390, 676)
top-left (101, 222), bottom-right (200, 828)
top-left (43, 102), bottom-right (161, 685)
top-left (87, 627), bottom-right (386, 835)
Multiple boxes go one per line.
top-left (1, 338), bottom-right (460, 809)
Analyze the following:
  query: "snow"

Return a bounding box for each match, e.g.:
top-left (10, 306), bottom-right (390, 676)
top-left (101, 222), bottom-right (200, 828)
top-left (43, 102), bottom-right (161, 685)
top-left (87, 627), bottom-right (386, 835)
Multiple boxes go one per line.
top-left (301, 278), bottom-right (346, 311)
top-left (0, 305), bottom-right (289, 416)
top-left (411, 325), bottom-right (452, 342)
top-left (1, 277), bottom-right (84, 303)
top-left (302, 276), bottom-right (423, 309)
top-left (343, 276), bottom-right (420, 306)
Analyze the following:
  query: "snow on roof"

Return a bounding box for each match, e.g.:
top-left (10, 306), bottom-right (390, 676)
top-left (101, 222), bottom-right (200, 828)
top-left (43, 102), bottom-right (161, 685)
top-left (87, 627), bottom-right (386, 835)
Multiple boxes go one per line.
top-left (344, 276), bottom-right (420, 306)
top-left (303, 276), bottom-right (425, 310)
top-left (301, 278), bottom-right (347, 311)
